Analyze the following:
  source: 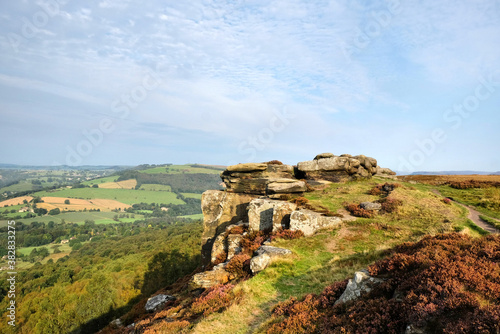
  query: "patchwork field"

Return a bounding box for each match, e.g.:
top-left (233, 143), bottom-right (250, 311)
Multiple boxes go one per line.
top-left (37, 197), bottom-right (131, 212)
top-left (140, 165), bottom-right (222, 175)
top-left (33, 188), bottom-right (185, 205)
top-left (0, 196), bottom-right (33, 207)
top-left (0, 211), bottom-right (145, 227)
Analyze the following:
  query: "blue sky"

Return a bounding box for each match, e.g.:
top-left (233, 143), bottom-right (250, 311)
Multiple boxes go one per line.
top-left (1, 0), bottom-right (499, 173)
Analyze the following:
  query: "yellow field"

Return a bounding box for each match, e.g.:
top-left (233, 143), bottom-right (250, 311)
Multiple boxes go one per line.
top-left (37, 197), bottom-right (131, 212)
top-left (98, 179), bottom-right (137, 189)
top-left (0, 196), bottom-right (34, 207)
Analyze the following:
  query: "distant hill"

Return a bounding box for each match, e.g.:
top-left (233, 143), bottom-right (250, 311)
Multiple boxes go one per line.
top-left (0, 163), bottom-right (131, 171)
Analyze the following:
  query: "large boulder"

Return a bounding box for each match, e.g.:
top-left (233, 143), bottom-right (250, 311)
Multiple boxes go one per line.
top-left (190, 263), bottom-right (233, 289)
top-left (248, 198), bottom-right (297, 233)
top-left (267, 179), bottom-right (307, 194)
top-left (297, 154), bottom-right (378, 182)
top-left (250, 246), bottom-right (292, 273)
top-left (334, 269), bottom-right (384, 305)
top-left (145, 294), bottom-right (176, 312)
top-left (289, 209), bottom-right (342, 236)
top-left (221, 163), bottom-right (296, 195)
top-left (375, 166), bottom-right (397, 179)
top-left (201, 190), bottom-right (257, 266)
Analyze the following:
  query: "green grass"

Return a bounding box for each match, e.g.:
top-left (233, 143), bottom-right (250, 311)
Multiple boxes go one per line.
top-left (0, 181), bottom-right (34, 193)
top-left (139, 184), bottom-right (172, 191)
top-left (33, 188), bottom-right (185, 205)
top-left (479, 215), bottom-right (500, 230)
top-left (140, 165), bottom-right (221, 175)
top-left (436, 185), bottom-right (500, 219)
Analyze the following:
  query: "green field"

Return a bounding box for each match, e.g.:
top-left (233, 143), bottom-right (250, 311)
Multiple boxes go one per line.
top-left (0, 211), bottom-right (145, 226)
top-left (140, 165), bottom-right (221, 175)
top-left (33, 188), bottom-right (185, 205)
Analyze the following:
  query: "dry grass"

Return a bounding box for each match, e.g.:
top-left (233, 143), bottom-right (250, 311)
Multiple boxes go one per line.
top-left (0, 196), bottom-right (34, 207)
top-left (98, 179), bottom-right (137, 189)
top-left (398, 174), bottom-right (500, 185)
top-left (37, 197), bottom-right (131, 212)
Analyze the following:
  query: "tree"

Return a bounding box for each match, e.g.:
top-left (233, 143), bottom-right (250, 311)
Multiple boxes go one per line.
top-left (49, 208), bottom-right (61, 215)
top-left (64, 199), bottom-right (70, 205)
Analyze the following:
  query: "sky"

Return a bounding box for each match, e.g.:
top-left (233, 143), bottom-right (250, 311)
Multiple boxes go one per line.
top-left (0, 0), bottom-right (499, 173)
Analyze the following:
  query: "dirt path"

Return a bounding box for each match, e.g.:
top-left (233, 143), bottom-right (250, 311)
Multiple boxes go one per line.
top-left (432, 189), bottom-right (499, 234)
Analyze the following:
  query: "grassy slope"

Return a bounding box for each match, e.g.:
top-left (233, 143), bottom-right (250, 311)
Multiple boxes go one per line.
top-left (190, 177), bottom-right (476, 334)
top-left (436, 185), bottom-right (500, 219)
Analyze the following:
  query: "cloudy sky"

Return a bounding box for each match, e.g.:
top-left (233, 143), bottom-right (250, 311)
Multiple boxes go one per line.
top-left (1, 0), bottom-right (499, 172)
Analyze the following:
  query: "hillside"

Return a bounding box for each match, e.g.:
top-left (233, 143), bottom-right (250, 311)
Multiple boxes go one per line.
top-left (101, 155), bottom-right (500, 334)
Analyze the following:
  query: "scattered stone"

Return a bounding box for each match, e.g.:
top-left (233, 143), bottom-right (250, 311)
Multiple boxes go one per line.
top-left (110, 318), bottom-right (123, 328)
top-left (289, 209), bottom-right (342, 236)
top-left (250, 246), bottom-right (292, 273)
top-left (250, 253), bottom-right (271, 274)
top-left (360, 202), bottom-right (382, 211)
top-left (190, 263), bottom-right (233, 289)
top-left (335, 269), bottom-right (384, 305)
top-left (145, 294), bottom-right (176, 312)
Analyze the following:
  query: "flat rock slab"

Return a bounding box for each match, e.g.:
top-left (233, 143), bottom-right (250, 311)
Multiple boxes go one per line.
top-left (145, 294), bottom-right (176, 312)
top-left (250, 246), bottom-right (292, 273)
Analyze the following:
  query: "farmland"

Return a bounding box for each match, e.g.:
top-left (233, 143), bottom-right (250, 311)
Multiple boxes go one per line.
top-left (140, 164), bottom-right (222, 175)
top-left (33, 188), bottom-right (185, 205)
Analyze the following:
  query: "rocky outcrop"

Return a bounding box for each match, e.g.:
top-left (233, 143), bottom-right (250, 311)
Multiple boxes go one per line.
top-left (248, 198), bottom-right (297, 233)
top-left (289, 209), bottom-right (342, 236)
top-left (297, 153), bottom-right (378, 182)
top-left (250, 246), bottom-right (292, 274)
top-left (191, 263), bottom-right (233, 289)
top-left (145, 294), bottom-right (176, 312)
top-left (201, 190), bottom-right (257, 266)
top-left (334, 269), bottom-right (384, 305)
top-left (375, 166), bottom-right (397, 179)
top-left (221, 163), bottom-right (300, 195)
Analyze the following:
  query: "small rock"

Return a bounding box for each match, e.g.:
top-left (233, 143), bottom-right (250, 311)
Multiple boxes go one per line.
top-left (250, 246), bottom-right (292, 274)
top-left (226, 163), bottom-right (268, 172)
top-left (190, 263), bottom-right (232, 289)
top-left (110, 318), bottom-right (123, 327)
top-left (335, 270), bottom-right (383, 305)
top-left (145, 294), bottom-right (176, 312)
top-left (314, 153), bottom-right (335, 160)
top-left (289, 209), bottom-right (342, 236)
top-left (360, 202), bottom-right (382, 211)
